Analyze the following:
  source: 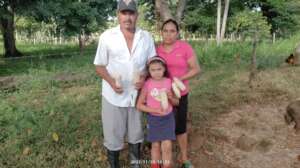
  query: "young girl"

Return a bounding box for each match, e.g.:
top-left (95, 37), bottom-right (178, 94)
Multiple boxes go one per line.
top-left (137, 56), bottom-right (179, 168)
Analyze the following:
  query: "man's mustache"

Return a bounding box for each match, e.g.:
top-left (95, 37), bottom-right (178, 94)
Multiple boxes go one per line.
top-left (123, 20), bottom-right (132, 24)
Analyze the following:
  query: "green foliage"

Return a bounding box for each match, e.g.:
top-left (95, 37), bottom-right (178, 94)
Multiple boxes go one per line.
top-left (229, 10), bottom-right (271, 40)
top-left (137, 2), bottom-right (156, 34)
top-left (182, 0), bottom-right (300, 38)
top-left (184, 3), bottom-right (215, 35)
top-left (33, 0), bottom-right (115, 37)
top-left (241, 0), bottom-right (300, 37)
top-left (0, 0), bottom-right (38, 21)
top-left (183, 0), bottom-right (216, 35)
top-left (263, 0), bottom-right (300, 36)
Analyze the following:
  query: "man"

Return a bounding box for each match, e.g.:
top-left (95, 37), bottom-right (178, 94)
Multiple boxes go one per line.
top-left (93, 0), bottom-right (156, 168)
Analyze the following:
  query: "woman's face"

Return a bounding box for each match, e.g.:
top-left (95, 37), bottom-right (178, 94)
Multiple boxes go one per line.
top-left (161, 22), bottom-right (178, 45)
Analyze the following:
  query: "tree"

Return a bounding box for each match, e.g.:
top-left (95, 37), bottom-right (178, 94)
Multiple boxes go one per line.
top-left (220, 0), bottom-right (230, 42)
top-left (183, 0), bottom-right (300, 40)
top-left (241, 0), bottom-right (300, 37)
top-left (34, 0), bottom-right (114, 55)
top-left (216, 0), bottom-right (230, 46)
top-left (183, 0), bottom-right (216, 37)
top-left (137, 2), bottom-right (156, 34)
top-left (0, 0), bottom-right (36, 57)
top-left (216, 0), bottom-right (221, 45)
top-left (154, 0), bottom-right (187, 28)
top-left (230, 10), bottom-right (271, 87)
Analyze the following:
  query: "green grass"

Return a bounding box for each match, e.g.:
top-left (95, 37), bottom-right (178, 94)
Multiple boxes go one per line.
top-left (0, 58), bottom-right (106, 167)
top-left (1, 34), bottom-right (300, 167)
top-left (191, 33), bottom-right (300, 70)
top-left (0, 40), bottom-right (97, 58)
top-left (0, 43), bottom-right (108, 167)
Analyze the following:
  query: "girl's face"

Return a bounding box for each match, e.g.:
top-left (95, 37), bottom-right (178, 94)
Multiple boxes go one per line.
top-left (149, 62), bottom-right (165, 80)
top-left (161, 22), bottom-right (178, 45)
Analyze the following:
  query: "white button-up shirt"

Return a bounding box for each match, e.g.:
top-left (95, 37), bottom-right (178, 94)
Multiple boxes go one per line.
top-left (94, 25), bottom-right (156, 107)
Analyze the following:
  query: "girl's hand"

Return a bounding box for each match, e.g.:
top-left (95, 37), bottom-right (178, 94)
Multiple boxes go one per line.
top-left (153, 108), bottom-right (166, 115)
top-left (166, 91), bottom-right (173, 99)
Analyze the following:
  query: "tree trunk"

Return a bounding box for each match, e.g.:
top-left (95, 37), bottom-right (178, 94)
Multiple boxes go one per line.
top-left (216, 0), bottom-right (222, 46)
top-left (155, 0), bottom-right (173, 29)
top-left (154, 0), bottom-right (187, 30)
top-left (249, 30), bottom-right (258, 88)
top-left (220, 0), bottom-right (230, 43)
top-left (0, 6), bottom-right (22, 57)
top-left (175, 0), bottom-right (187, 24)
top-left (78, 33), bottom-right (84, 55)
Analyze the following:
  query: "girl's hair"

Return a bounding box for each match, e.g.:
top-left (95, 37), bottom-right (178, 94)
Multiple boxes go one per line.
top-left (146, 56), bottom-right (169, 78)
top-left (161, 19), bottom-right (179, 32)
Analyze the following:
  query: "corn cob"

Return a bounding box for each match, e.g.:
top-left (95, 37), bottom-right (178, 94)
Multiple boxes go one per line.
top-left (133, 70), bottom-right (140, 84)
top-left (160, 91), bottom-right (168, 110)
top-left (173, 77), bottom-right (186, 91)
top-left (113, 73), bottom-right (122, 88)
top-left (172, 82), bottom-right (181, 98)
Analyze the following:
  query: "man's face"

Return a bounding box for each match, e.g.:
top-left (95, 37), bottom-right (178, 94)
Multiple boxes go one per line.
top-left (117, 10), bottom-right (138, 31)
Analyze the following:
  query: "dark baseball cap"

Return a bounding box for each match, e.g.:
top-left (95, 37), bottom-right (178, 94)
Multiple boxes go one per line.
top-left (117, 0), bottom-right (137, 12)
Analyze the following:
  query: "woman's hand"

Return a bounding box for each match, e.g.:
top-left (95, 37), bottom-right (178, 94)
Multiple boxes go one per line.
top-left (167, 90), bottom-right (179, 106)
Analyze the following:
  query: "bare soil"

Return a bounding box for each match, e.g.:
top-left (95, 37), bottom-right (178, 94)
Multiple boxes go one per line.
top-left (189, 101), bottom-right (300, 168)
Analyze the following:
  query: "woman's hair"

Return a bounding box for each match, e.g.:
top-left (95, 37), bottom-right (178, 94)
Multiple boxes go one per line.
top-left (161, 19), bottom-right (179, 32)
top-left (146, 56), bottom-right (169, 78)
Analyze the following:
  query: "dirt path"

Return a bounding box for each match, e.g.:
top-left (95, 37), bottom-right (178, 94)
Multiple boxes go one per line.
top-left (189, 102), bottom-right (300, 168)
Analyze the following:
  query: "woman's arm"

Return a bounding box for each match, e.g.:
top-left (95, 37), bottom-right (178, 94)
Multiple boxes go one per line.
top-left (179, 53), bottom-right (201, 81)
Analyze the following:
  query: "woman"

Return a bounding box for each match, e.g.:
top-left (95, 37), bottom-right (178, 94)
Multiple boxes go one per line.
top-left (156, 19), bottom-right (201, 168)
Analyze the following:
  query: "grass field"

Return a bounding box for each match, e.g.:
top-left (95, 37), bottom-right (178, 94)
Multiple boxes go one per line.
top-left (1, 35), bottom-right (300, 167)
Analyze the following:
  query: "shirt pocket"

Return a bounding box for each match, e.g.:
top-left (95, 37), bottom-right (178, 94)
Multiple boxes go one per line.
top-left (107, 43), bottom-right (129, 61)
top-left (133, 47), bottom-right (148, 69)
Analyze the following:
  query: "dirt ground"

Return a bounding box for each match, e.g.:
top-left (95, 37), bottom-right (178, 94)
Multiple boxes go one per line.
top-left (188, 101), bottom-right (300, 168)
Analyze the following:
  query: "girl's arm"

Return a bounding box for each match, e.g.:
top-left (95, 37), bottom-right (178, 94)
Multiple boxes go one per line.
top-left (167, 91), bottom-right (179, 106)
top-left (136, 87), bottom-right (162, 114)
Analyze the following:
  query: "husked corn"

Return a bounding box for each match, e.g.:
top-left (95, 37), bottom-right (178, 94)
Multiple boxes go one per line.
top-left (114, 74), bottom-right (122, 88)
top-left (173, 77), bottom-right (186, 91)
top-left (160, 91), bottom-right (168, 110)
top-left (172, 82), bottom-right (181, 98)
top-left (133, 71), bottom-right (140, 84)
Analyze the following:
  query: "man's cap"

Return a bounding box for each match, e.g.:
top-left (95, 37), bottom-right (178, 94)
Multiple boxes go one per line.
top-left (118, 0), bottom-right (137, 12)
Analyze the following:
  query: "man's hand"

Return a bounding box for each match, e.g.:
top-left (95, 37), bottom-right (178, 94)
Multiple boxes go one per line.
top-left (95, 66), bottom-right (123, 94)
top-left (111, 79), bottom-right (123, 94)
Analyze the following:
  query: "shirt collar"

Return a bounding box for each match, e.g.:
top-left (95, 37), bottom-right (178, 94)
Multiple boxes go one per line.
top-left (114, 25), bottom-right (141, 35)
top-left (114, 25), bottom-right (143, 56)
top-left (159, 40), bottom-right (180, 54)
